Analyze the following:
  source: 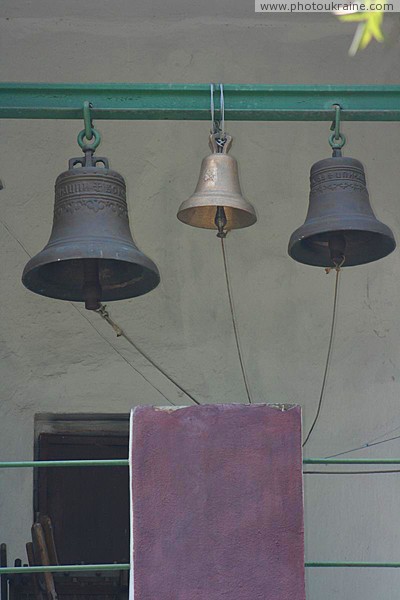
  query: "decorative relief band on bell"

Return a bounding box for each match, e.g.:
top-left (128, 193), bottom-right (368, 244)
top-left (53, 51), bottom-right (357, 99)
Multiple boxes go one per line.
top-left (311, 182), bottom-right (367, 194)
top-left (311, 167), bottom-right (367, 195)
top-left (311, 168), bottom-right (366, 187)
top-left (55, 180), bottom-right (126, 201)
top-left (54, 198), bottom-right (128, 220)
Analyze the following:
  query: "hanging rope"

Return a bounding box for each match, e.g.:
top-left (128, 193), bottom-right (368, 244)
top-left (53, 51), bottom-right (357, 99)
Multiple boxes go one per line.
top-left (303, 259), bottom-right (344, 447)
top-left (96, 304), bottom-right (201, 406)
top-left (220, 237), bottom-right (253, 404)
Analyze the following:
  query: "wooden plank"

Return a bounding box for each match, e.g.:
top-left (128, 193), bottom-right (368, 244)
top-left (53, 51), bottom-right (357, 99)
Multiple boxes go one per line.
top-left (0, 543), bottom-right (7, 600)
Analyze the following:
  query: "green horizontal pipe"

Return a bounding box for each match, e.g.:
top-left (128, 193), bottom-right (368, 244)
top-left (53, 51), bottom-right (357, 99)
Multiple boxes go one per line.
top-left (0, 562), bottom-right (399, 574)
top-left (305, 562), bottom-right (400, 568)
top-left (1, 83), bottom-right (400, 121)
top-left (303, 458), bottom-right (400, 465)
top-left (0, 459), bottom-right (129, 468)
top-left (1, 458), bottom-right (400, 468)
top-left (0, 564), bottom-right (130, 574)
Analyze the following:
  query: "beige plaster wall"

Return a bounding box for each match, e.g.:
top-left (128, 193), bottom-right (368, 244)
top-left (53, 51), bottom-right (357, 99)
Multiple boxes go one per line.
top-left (1, 4), bottom-right (400, 597)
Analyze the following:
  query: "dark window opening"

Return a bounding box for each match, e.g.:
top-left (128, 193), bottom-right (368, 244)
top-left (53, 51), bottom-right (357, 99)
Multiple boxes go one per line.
top-left (35, 431), bottom-right (130, 566)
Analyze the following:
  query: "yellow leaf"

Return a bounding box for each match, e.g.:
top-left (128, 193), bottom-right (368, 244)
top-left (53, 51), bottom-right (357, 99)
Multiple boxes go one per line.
top-left (368, 14), bottom-right (384, 40)
top-left (338, 13), bottom-right (369, 22)
top-left (359, 26), bottom-right (373, 49)
top-left (336, 10), bottom-right (385, 54)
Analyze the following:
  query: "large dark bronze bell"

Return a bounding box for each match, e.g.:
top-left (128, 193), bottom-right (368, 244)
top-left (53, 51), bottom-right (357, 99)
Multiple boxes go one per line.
top-left (288, 153), bottom-right (396, 267)
top-left (177, 134), bottom-right (257, 235)
top-left (22, 149), bottom-right (160, 310)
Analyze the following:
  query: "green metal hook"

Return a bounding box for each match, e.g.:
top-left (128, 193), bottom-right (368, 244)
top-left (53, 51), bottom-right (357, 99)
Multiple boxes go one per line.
top-left (78, 100), bottom-right (101, 151)
top-left (329, 104), bottom-right (346, 150)
top-left (83, 100), bottom-right (93, 140)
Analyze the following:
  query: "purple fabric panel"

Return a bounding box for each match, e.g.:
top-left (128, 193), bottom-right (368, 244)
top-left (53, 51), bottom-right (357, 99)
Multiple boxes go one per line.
top-left (131, 404), bottom-right (305, 600)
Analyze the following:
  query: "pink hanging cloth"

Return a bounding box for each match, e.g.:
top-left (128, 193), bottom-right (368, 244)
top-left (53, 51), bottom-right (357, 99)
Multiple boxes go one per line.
top-left (129, 403), bottom-right (305, 600)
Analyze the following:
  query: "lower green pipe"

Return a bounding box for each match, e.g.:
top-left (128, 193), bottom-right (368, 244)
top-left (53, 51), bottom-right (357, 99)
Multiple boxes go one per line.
top-left (1, 562), bottom-right (400, 574)
top-left (0, 460), bottom-right (128, 468)
top-left (0, 564), bottom-right (130, 574)
top-left (305, 562), bottom-right (400, 568)
top-left (2, 458), bottom-right (400, 468)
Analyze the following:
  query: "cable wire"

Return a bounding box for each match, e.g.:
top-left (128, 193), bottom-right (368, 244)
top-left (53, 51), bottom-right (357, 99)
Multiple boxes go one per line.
top-left (303, 266), bottom-right (341, 447)
top-left (220, 237), bottom-right (253, 404)
top-left (72, 304), bottom-right (177, 407)
top-left (96, 305), bottom-right (201, 406)
top-left (326, 433), bottom-right (400, 459)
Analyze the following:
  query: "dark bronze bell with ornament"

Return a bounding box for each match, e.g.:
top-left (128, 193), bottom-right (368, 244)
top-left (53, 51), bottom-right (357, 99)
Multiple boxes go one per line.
top-left (22, 127), bottom-right (160, 310)
top-left (177, 133), bottom-right (257, 237)
top-left (288, 113), bottom-right (396, 267)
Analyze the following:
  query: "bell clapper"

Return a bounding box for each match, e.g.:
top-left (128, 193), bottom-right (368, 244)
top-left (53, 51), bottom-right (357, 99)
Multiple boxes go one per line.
top-left (83, 259), bottom-right (102, 311)
top-left (215, 206), bottom-right (228, 238)
top-left (328, 234), bottom-right (346, 266)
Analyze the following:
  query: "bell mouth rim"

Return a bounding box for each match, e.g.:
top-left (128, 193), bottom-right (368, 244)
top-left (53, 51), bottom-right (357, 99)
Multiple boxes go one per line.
top-left (177, 204), bottom-right (257, 230)
top-left (22, 256), bottom-right (160, 302)
top-left (288, 228), bottom-right (396, 267)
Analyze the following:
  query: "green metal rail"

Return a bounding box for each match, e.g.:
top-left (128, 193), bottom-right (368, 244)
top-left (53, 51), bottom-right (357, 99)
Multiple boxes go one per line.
top-left (1, 83), bottom-right (400, 121)
top-left (0, 458), bottom-right (399, 572)
top-left (0, 458), bottom-right (399, 468)
top-left (0, 459), bottom-right (128, 468)
top-left (0, 564), bottom-right (130, 574)
top-left (1, 458), bottom-right (400, 468)
top-left (1, 562), bottom-right (400, 574)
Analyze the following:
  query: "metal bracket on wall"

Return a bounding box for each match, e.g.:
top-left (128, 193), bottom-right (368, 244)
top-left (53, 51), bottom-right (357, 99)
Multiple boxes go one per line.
top-left (1, 83), bottom-right (400, 121)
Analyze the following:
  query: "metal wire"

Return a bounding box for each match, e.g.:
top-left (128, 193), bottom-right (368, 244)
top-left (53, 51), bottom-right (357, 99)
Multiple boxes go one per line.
top-left (220, 84), bottom-right (225, 137)
top-left (326, 433), bottom-right (400, 459)
top-left (210, 82), bottom-right (225, 137)
top-left (220, 238), bottom-right (253, 404)
top-left (72, 304), bottom-right (177, 407)
top-left (96, 305), bottom-right (201, 406)
top-left (210, 83), bottom-right (215, 132)
top-left (303, 267), bottom-right (341, 447)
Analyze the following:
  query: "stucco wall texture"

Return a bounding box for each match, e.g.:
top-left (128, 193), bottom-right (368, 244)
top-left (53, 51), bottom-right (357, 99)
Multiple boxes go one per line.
top-left (1, 3), bottom-right (400, 599)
